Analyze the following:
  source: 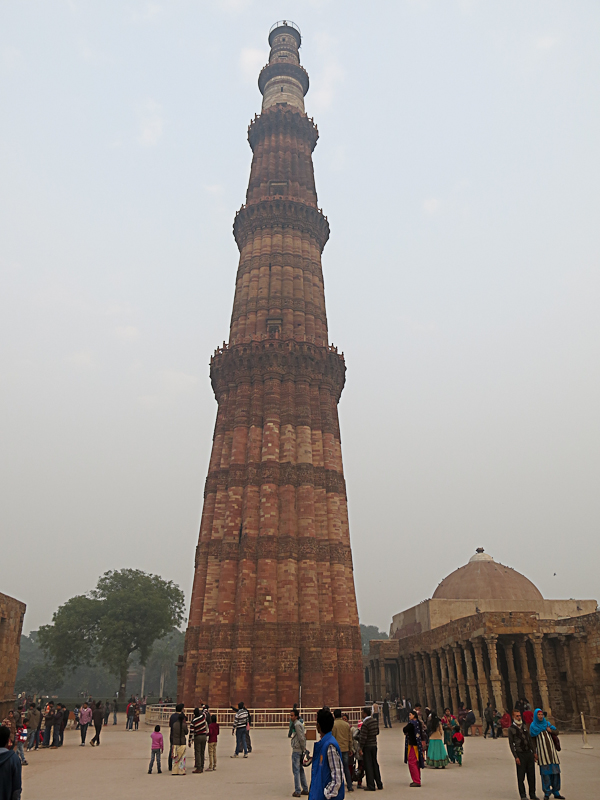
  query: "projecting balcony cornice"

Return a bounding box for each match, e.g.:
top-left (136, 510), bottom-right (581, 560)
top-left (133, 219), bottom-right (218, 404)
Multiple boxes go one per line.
top-left (233, 198), bottom-right (330, 252)
top-left (209, 339), bottom-right (346, 401)
top-left (258, 62), bottom-right (309, 96)
top-left (248, 106), bottom-right (319, 152)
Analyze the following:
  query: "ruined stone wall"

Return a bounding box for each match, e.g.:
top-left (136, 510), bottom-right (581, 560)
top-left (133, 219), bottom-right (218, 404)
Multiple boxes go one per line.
top-left (390, 598), bottom-right (597, 639)
top-left (0, 592), bottom-right (26, 720)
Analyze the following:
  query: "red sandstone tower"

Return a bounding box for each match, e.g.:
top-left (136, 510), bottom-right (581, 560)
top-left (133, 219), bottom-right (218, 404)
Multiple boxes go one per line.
top-left (180, 21), bottom-right (364, 709)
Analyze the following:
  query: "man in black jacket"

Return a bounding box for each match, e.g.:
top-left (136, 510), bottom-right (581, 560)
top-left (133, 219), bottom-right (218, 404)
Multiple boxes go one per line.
top-left (168, 704), bottom-right (185, 771)
top-left (358, 707), bottom-right (383, 792)
top-left (507, 709), bottom-right (538, 800)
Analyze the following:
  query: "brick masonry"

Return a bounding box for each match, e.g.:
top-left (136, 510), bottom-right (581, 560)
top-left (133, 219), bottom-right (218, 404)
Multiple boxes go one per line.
top-left (179, 24), bottom-right (364, 709)
top-left (0, 591), bottom-right (26, 720)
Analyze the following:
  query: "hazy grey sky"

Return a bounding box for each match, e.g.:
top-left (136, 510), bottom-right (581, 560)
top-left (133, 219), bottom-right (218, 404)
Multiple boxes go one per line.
top-left (2, 1), bottom-right (599, 635)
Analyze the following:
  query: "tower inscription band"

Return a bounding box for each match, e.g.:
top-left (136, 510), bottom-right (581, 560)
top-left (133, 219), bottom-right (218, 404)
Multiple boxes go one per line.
top-left (179, 21), bottom-right (364, 709)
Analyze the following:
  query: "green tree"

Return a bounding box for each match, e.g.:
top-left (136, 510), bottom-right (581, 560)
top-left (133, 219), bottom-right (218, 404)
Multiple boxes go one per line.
top-left (38, 569), bottom-right (185, 698)
top-left (360, 623), bottom-right (388, 655)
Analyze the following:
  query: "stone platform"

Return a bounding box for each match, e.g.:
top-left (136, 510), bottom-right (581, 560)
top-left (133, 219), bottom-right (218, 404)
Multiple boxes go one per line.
top-left (21, 719), bottom-right (598, 799)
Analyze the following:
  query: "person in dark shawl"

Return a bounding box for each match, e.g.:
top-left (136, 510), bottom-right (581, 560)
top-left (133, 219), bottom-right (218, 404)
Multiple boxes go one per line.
top-left (529, 709), bottom-right (564, 800)
top-left (403, 710), bottom-right (424, 787)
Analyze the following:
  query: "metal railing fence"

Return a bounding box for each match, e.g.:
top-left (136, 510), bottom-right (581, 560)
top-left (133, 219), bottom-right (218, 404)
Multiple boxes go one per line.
top-left (146, 705), bottom-right (365, 728)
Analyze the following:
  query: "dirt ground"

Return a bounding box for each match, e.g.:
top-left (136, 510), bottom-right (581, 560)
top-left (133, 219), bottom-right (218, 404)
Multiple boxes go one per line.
top-left (21, 717), bottom-right (598, 799)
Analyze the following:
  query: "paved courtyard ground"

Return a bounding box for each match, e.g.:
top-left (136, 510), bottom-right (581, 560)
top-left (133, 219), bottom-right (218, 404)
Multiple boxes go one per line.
top-left (21, 718), bottom-right (598, 799)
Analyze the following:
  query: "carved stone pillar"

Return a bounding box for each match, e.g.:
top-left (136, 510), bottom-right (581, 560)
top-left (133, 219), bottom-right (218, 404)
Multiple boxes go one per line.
top-left (484, 635), bottom-right (505, 713)
top-left (452, 642), bottom-right (468, 709)
top-left (405, 655), bottom-right (414, 703)
top-left (381, 659), bottom-right (389, 701)
top-left (472, 637), bottom-right (491, 711)
top-left (516, 636), bottom-right (533, 704)
top-left (574, 633), bottom-right (598, 719)
top-left (558, 634), bottom-right (578, 720)
top-left (438, 647), bottom-right (450, 709)
top-left (443, 646), bottom-right (459, 712)
top-left (463, 642), bottom-right (481, 721)
top-left (423, 652), bottom-right (435, 711)
top-left (399, 656), bottom-right (408, 700)
top-left (408, 654), bottom-right (418, 702)
top-left (529, 634), bottom-right (551, 715)
top-left (413, 653), bottom-right (426, 706)
top-left (429, 652), bottom-right (443, 712)
top-left (503, 638), bottom-right (519, 711)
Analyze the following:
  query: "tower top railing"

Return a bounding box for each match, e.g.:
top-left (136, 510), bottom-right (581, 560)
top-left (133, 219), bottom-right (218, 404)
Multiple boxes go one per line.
top-left (269, 20), bottom-right (301, 36)
top-left (269, 20), bottom-right (301, 47)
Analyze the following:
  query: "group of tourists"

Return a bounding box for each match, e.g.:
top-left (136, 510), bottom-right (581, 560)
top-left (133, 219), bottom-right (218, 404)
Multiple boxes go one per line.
top-left (289, 704), bottom-right (386, 798)
top-left (286, 698), bottom-right (565, 800)
top-left (153, 701), bottom-right (234, 775)
top-left (508, 708), bottom-right (564, 800)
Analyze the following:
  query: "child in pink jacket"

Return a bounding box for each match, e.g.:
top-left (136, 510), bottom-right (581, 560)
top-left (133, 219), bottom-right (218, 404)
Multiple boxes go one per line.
top-left (149, 725), bottom-right (164, 773)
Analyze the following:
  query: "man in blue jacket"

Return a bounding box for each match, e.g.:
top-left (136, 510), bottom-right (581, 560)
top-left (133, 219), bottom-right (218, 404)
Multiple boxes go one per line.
top-left (309, 708), bottom-right (345, 800)
top-left (0, 725), bottom-right (22, 800)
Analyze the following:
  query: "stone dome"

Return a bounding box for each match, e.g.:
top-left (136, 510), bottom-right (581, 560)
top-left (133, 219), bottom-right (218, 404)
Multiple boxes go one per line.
top-left (432, 549), bottom-right (544, 602)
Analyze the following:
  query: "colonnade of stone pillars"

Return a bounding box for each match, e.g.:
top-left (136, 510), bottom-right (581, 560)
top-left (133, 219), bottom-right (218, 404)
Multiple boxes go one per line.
top-left (373, 633), bottom-right (554, 722)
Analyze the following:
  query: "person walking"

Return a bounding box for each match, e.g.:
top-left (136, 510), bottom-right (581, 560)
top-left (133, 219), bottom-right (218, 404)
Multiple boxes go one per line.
top-left (371, 701), bottom-right (379, 724)
top-left (358, 706), bottom-right (383, 792)
top-left (425, 713), bottom-right (448, 768)
top-left (382, 698), bottom-right (392, 729)
top-left (190, 706), bottom-right (208, 773)
top-left (508, 708), bottom-right (538, 800)
top-left (35, 704), bottom-right (43, 751)
top-left (0, 725), bottom-right (22, 800)
top-left (89, 702), bottom-right (103, 747)
top-left (24, 704), bottom-right (40, 752)
top-left (308, 708), bottom-right (345, 800)
top-left (290, 708), bottom-right (309, 797)
top-left (41, 703), bottom-right (54, 748)
top-left (464, 707), bottom-right (476, 736)
top-left (168, 704), bottom-right (184, 771)
top-left (245, 707), bottom-right (253, 753)
top-left (171, 709), bottom-right (188, 775)
top-left (230, 702), bottom-right (250, 758)
top-left (332, 709), bottom-right (353, 793)
top-left (442, 709), bottom-right (457, 763)
top-left (529, 710), bottom-right (564, 800)
top-left (126, 701), bottom-right (134, 731)
top-left (403, 709), bottom-right (424, 788)
top-left (207, 714), bottom-right (219, 771)
top-left (456, 702), bottom-right (467, 735)
top-left (79, 702), bottom-right (92, 746)
top-left (112, 700), bottom-right (118, 726)
top-left (148, 725), bottom-right (163, 774)
top-left (133, 703), bottom-right (140, 731)
top-left (484, 703), bottom-right (495, 739)
top-left (103, 702), bottom-right (110, 726)
top-left (14, 722), bottom-right (27, 767)
top-left (50, 705), bottom-right (63, 749)
top-left (452, 727), bottom-right (465, 765)
top-left (59, 704), bottom-right (69, 745)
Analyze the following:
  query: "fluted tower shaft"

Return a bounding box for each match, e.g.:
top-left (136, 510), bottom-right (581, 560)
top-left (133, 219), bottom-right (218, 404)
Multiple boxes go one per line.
top-left (180, 22), bottom-right (364, 709)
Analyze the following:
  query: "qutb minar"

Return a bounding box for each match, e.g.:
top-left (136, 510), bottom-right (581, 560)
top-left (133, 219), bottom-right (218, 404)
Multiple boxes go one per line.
top-left (180, 21), bottom-right (364, 709)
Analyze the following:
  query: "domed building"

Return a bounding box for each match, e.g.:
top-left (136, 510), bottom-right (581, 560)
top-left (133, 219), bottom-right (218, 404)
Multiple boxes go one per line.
top-left (432, 549), bottom-right (543, 603)
top-left (366, 549), bottom-right (599, 730)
